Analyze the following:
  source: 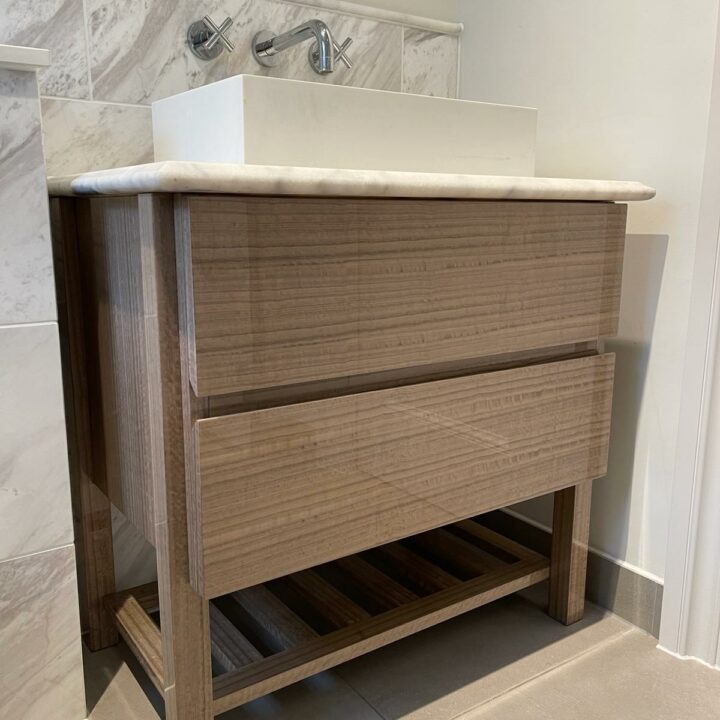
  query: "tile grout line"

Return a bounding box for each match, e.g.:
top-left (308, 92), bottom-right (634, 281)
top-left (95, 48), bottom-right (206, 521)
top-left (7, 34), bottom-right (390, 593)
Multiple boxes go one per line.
top-left (0, 541), bottom-right (77, 568)
top-left (81, 0), bottom-right (93, 101)
top-left (327, 670), bottom-right (390, 720)
top-left (400, 26), bottom-right (405, 92)
top-left (447, 627), bottom-right (637, 720)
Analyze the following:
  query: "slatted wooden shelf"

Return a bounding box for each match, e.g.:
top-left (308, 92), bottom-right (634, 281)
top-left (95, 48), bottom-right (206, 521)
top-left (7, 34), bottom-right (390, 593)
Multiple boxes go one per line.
top-left (107, 519), bottom-right (549, 714)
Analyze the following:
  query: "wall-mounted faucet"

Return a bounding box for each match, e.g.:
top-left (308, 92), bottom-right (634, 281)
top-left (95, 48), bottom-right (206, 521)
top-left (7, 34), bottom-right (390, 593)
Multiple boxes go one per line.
top-left (187, 15), bottom-right (235, 60)
top-left (252, 20), bottom-right (353, 74)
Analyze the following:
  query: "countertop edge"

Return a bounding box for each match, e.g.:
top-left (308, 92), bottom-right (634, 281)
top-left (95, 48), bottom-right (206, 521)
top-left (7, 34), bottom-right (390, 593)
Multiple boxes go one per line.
top-left (46, 162), bottom-right (657, 202)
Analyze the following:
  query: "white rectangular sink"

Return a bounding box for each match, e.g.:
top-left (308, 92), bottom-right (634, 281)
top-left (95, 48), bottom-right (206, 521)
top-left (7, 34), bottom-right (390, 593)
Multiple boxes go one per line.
top-left (152, 75), bottom-right (537, 176)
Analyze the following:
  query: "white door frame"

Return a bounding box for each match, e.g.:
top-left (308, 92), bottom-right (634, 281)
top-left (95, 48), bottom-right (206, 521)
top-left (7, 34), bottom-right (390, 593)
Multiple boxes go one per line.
top-left (659, 15), bottom-right (720, 665)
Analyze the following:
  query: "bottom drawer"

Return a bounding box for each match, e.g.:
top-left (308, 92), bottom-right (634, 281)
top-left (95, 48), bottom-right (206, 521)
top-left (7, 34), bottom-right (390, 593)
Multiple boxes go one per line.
top-left (191, 354), bottom-right (615, 597)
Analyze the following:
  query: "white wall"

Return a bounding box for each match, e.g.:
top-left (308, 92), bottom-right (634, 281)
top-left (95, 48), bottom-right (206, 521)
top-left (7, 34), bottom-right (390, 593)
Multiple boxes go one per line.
top-left (456, 0), bottom-right (719, 580)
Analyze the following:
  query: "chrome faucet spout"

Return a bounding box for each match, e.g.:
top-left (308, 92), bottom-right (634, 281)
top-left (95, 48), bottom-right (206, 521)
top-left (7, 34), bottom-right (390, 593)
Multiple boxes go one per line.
top-left (253, 20), bottom-right (335, 73)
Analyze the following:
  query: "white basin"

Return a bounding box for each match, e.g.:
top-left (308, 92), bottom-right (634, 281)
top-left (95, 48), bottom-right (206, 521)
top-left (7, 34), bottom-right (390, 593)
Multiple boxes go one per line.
top-left (152, 75), bottom-right (537, 176)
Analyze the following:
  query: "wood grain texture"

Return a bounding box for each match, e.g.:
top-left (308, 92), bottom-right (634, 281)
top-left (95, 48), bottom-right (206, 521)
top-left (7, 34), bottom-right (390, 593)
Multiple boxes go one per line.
top-left (549, 481), bottom-right (593, 625)
top-left (231, 585), bottom-right (318, 652)
top-left (50, 198), bottom-right (118, 651)
top-left (213, 559), bottom-right (550, 713)
top-left (453, 520), bottom-right (543, 563)
top-left (332, 555), bottom-right (418, 609)
top-left (192, 354), bottom-right (615, 597)
top-left (288, 570), bottom-right (371, 627)
top-left (369, 543), bottom-right (459, 594)
top-left (139, 194), bottom-right (214, 720)
top-left (74, 197), bottom-right (157, 543)
top-left (207, 341), bottom-right (599, 417)
top-left (209, 603), bottom-right (263, 673)
top-left (109, 592), bottom-right (164, 692)
top-left (178, 196), bottom-right (626, 396)
top-left (409, 528), bottom-right (506, 576)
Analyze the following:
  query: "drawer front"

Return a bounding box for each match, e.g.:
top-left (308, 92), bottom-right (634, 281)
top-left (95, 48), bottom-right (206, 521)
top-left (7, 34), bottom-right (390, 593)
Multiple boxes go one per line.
top-left (179, 196), bottom-right (626, 396)
top-left (191, 354), bottom-right (615, 597)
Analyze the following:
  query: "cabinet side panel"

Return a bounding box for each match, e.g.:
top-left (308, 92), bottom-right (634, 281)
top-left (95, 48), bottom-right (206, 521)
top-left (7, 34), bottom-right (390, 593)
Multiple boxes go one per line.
top-left (76, 196), bottom-right (157, 544)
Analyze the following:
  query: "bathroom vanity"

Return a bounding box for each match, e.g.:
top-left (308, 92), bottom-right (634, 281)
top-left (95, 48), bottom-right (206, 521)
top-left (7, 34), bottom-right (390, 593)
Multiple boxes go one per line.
top-left (49, 162), bottom-right (653, 719)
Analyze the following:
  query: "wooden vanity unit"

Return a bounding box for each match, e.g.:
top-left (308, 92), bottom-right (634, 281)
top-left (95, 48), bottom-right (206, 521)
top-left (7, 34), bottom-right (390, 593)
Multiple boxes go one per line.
top-left (49, 166), bottom-right (653, 719)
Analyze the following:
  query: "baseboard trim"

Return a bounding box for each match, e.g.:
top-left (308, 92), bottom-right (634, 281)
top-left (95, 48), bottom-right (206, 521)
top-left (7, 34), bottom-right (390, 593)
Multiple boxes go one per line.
top-left (479, 510), bottom-right (663, 637)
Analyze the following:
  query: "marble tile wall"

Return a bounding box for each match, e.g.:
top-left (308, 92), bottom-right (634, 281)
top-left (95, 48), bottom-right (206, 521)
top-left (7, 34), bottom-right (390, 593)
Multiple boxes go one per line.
top-left (0, 65), bottom-right (85, 719)
top-left (0, 324), bottom-right (73, 563)
top-left (1, 0), bottom-right (461, 175)
top-left (0, 70), bottom-right (56, 324)
top-left (0, 548), bottom-right (85, 720)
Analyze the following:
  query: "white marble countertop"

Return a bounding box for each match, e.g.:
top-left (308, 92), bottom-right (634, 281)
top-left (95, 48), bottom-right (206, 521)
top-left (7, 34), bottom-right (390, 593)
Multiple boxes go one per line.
top-left (0, 44), bottom-right (50, 71)
top-left (47, 161), bottom-right (656, 202)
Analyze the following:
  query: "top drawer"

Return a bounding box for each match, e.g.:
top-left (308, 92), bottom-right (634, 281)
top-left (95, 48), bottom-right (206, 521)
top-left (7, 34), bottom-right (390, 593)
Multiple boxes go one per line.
top-left (177, 196), bottom-right (626, 396)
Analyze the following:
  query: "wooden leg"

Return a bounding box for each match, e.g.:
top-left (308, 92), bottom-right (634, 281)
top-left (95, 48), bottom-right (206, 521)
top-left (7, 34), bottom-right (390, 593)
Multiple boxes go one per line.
top-left (77, 482), bottom-right (118, 650)
top-left (548, 481), bottom-right (593, 625)
top-left (143, 194), bottom-right (213, 719)
top-left (50, 198), bottom-right (118, 651)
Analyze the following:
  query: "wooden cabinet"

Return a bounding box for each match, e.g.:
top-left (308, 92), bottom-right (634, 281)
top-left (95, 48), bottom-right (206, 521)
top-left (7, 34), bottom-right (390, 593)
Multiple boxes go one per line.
top-left (52, 192), bottom-right (626, 719)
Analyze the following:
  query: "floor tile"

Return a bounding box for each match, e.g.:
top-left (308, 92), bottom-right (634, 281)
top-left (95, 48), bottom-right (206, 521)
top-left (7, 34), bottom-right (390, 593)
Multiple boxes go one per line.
top-left (218, 673), bottom-right (384, 720)
top-left (464, 631), bottom-right (720, 720)
top-left (86, 645), bottom-right (158, 720)
top-left (336, 584), bottom-right (631, 720)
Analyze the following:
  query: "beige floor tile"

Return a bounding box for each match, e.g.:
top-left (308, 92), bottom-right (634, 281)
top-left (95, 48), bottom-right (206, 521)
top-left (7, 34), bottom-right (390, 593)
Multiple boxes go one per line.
top-left (86, 646), bottom-right (158, 720)
top-left (464, 631), bottom-right (720, 720)
top-left (218, 674), bottom-right (383, 720)
top-left (336, 585), bottom-right (632, 720)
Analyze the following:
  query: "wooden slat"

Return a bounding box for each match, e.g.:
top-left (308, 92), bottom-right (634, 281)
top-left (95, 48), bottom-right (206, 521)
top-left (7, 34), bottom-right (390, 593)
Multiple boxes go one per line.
top-left (288, 570), bottom-right (371, 628)
top-left (333, 555), bottom-right (418, 610)
top-left (109, 594), bottom-right (163, 693)
top-left (210, 603), bottom-right (264, 673)
top-left (454, 520), bottom-right (545, 563)
top-left (370, 543), bottom-right (459, 594)
top-left (231, 585), bottom-right (318, 652)
top-left (409, 528), bottom-right (507, 578)
top-left (213, 559), bottom-right (550, 713)
top-left (192, 354), bottom-right (615, 597)
top-left (180, 196), bottom-right (626, 396)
